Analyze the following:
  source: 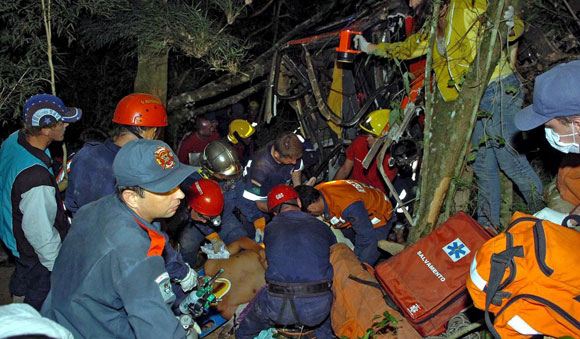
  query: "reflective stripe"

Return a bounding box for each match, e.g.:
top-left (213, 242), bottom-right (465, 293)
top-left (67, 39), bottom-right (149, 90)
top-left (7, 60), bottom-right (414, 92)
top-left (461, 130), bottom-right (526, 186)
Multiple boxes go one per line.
top-left (295, 159), bottom-right (304, 172)
top-left (243, 160), bottom-right (252, 177)
top-left (242, 189), bottom-right (266, 202)
top-left (469, 256), bottom-right (487, 291)
top-left (399, 189), bottom-right (407, 200)
top-left (507, 315), bottom-right (540, 335)
top-left (396, 206), bottom-right (409, 213)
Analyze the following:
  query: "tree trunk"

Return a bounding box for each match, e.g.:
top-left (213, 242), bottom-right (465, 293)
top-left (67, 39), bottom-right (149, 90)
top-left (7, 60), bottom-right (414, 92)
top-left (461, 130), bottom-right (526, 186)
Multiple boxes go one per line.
top-left (134, 42), bottom-right (169, 104)
top-left (409, 0), bottom-right (519, 242)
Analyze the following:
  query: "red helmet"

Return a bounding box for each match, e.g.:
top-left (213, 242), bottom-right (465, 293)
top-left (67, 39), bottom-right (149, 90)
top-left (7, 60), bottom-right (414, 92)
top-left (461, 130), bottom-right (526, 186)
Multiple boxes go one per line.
top-left (188, 179), bottom-right (224, 217)
top-left (112, 93), bottom-right (168, 127)
top-left (267, 184), bottom-right (298, 211)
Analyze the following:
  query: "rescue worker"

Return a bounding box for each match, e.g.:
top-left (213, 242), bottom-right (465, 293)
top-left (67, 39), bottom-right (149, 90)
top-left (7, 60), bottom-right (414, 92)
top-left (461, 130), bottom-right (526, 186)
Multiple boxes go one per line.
top-left (515, 60), bottom-right (580, 220)
top-left (296, 180), bottom-right (394, 265)
top-left (334, 109), bottom-right (397, 193)
top-left (65, 93), bottom-right (167, 215)
top-left (177, 116), bottom-right (220, 165)
top-left (236, 185), bottom-right (335, 338)
top-left (0, 94), bottom-right (81, 310)
top-left (63, 93), bottom-right (196, 299)
top-left (179, 178), bottom-right (260, 265)
top-left (242, 132), bottom-right (314, 241)
top-left (354, 0), bottom-right (543, 228)
top-left (228, 118), bottom-right (256, 162)
top-left (42, 140), bottom-right (194, 338)
top-left (177, 141), bottom-right (257, 266)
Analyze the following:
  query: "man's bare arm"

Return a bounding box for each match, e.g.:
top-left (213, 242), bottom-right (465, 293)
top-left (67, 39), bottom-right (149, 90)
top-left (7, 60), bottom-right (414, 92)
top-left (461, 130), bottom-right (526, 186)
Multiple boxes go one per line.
top-left (333, 159), bottom-right (354, 180)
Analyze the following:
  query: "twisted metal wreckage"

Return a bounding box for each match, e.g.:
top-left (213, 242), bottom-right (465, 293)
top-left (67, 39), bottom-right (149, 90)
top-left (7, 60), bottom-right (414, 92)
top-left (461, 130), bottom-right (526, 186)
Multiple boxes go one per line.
top-left (169, 1), bottom-right (425, 227)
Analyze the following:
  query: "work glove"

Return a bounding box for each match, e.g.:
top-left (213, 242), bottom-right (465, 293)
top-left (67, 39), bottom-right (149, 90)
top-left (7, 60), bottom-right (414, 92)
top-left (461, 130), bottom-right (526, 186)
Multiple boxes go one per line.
top-left (254, 228), bottom-right (264, 243)
top-left (503, 5), bottom-right (515, 29)
top-left (178, 264), bottom-right (198, 293)
top-left (210, 238), bottom-right (227, 254)
top-left (353, 35), bottom-right (370, 53)
top-left (253, 217), bottom-right (266, 243)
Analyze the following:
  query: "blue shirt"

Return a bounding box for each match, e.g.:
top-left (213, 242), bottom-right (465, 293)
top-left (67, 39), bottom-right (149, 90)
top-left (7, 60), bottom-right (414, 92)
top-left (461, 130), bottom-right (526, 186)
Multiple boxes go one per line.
top-left (243, 143), bottom-right (303, 201)
top-left (65, 139), bottom-right (120, 214)
top-left (42, 195), bottom-right (185, 339)
top-left (264, 210), bottom-right (335, 283)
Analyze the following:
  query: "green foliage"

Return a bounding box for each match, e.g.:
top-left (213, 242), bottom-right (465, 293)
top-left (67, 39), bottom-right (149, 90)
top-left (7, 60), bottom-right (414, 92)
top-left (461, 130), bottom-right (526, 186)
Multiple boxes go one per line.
top-left (0, 0), bottom-right (76, 131)
top-left (340, 311), bottom-right (399, 339)
top-left (77, 0), bottom-right (248, 73)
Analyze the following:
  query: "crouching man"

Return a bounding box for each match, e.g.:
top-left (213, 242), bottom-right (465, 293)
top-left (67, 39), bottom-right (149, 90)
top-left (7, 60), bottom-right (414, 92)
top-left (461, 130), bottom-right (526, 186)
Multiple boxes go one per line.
top-left (42, 140), bottom-right (194, 338)
top-left (296, 180), bottom-right (394, 265)
top-left (236, 185), bottom-right (336, 338)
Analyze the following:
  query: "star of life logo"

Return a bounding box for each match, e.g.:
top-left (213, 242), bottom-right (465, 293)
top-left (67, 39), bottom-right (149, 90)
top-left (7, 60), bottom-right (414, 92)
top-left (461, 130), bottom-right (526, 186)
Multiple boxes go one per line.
top-left (407, 303), bottom-right (421, 317)
top-left (443, 238), bottom-right (470, 262)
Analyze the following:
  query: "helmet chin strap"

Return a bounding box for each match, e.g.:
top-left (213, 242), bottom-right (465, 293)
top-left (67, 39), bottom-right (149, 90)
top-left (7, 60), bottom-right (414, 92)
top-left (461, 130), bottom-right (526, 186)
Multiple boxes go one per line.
top-left (128, 126), bottom-right (144, 139)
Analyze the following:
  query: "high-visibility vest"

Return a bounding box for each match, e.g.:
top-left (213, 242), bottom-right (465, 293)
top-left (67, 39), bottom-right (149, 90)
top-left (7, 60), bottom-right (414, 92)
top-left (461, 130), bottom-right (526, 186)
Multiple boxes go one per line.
top-left (317, 180), bottom-right (393, 229)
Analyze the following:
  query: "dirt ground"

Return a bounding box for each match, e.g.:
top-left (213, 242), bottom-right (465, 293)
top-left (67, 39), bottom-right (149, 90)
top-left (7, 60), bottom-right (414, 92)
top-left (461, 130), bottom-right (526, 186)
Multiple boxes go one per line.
top-left (0, 262), bottom-right (14, 305)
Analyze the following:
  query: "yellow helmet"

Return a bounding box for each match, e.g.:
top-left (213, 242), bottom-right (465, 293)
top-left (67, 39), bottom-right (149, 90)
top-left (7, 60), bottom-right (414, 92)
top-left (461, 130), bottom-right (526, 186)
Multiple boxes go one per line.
top-left (227, 119), bottom-right (256, 144)
top-left (359, 109), bottom-right (390, 137)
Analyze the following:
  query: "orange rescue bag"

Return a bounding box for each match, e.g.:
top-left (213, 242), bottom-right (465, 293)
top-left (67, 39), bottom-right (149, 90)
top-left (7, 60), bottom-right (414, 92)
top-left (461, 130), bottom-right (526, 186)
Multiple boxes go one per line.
top-left (466, 212), bottom-right (580, 338)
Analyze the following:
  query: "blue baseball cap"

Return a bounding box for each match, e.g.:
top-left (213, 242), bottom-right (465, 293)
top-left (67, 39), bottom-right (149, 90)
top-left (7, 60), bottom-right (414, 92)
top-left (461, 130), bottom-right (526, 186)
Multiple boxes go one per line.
top-left (23, 94), bottom-right (82, 127)
top-left (113, 140), bottom-right (194, 193)
top-left (515, 60), bottom-right (580, 131)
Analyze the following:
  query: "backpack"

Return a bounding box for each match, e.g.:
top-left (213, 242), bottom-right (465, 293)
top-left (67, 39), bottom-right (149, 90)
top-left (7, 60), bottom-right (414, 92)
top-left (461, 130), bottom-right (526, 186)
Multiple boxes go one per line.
top-left (466, 211), bottom-right (580, 338)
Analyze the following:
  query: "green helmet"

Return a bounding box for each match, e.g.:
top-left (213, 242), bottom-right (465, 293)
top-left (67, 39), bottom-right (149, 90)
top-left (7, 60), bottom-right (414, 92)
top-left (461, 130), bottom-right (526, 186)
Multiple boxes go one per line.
top-left (201, 140), bottom-right (241, 179)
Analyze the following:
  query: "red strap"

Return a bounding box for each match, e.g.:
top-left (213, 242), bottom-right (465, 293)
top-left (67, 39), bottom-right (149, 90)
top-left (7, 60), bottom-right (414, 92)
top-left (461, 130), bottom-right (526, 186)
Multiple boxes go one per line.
top-left (133, 217), bottom-right (166, 257)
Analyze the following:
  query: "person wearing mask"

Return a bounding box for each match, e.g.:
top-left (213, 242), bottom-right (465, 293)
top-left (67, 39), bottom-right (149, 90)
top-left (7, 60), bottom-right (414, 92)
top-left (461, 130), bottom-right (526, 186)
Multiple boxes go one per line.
top-left (0, 94), bottom-right (82, 310)
top-left (236, 185), bottom-right (335, 338)
top-left (176, 141), bottom-right (258, 267)
top-left (42, 140), bottom-right (195, 338)
top-left (514, 60), bottom-right (580, 221)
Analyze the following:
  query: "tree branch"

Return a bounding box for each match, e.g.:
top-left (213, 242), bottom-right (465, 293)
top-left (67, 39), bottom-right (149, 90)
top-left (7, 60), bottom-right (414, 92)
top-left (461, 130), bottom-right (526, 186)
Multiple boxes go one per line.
top-left (166, 0), bottom-right (340, 113)
top-left (188, 80), bottom-right (266, 116)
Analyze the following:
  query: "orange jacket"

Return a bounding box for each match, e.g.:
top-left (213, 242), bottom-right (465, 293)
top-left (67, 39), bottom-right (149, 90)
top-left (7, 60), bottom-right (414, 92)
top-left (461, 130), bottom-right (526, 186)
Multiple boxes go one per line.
top-left (316, 180), bottom-right (393, 229)
top-left (557, 154), bottom-right (580, 207)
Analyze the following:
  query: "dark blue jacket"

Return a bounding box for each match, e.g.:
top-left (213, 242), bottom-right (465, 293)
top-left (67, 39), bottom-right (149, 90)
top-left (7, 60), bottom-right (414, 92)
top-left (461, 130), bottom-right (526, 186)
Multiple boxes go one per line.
top-left (242, 143), bottom-right (303, 202)
top-left (183, 169), bottom-right (255, 236)
top-left (65, 139), bottom-right (120, 214)
top-left (264, 210), bottom-right (335, 283)
top-left (42, 195), bottom-right (186, 338)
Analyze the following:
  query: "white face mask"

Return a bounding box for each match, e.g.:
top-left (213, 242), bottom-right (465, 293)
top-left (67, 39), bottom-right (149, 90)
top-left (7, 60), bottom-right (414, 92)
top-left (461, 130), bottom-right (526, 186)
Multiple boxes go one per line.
top-left (544, 123), bottom-right (580, 154)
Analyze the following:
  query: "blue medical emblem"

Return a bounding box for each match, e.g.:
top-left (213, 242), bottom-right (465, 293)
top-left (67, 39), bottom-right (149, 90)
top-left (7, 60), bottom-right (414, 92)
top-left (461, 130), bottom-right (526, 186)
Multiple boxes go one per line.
top-left (443, 238), bottom-right (470, 262)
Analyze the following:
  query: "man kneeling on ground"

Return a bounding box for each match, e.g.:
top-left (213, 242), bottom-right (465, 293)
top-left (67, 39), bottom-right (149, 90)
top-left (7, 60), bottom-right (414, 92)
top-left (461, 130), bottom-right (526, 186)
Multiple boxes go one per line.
top-left (235, 184), bottom-right (336, 338)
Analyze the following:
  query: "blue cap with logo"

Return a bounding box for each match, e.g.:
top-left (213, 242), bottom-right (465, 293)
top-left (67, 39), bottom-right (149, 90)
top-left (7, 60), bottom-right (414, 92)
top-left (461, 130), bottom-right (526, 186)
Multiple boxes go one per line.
top-left (22, 94), bottom-right (82, 127)
top-left (113, 139), bottom-right (194, 193)
top-left (515, 60), bottom-right (580, 131)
